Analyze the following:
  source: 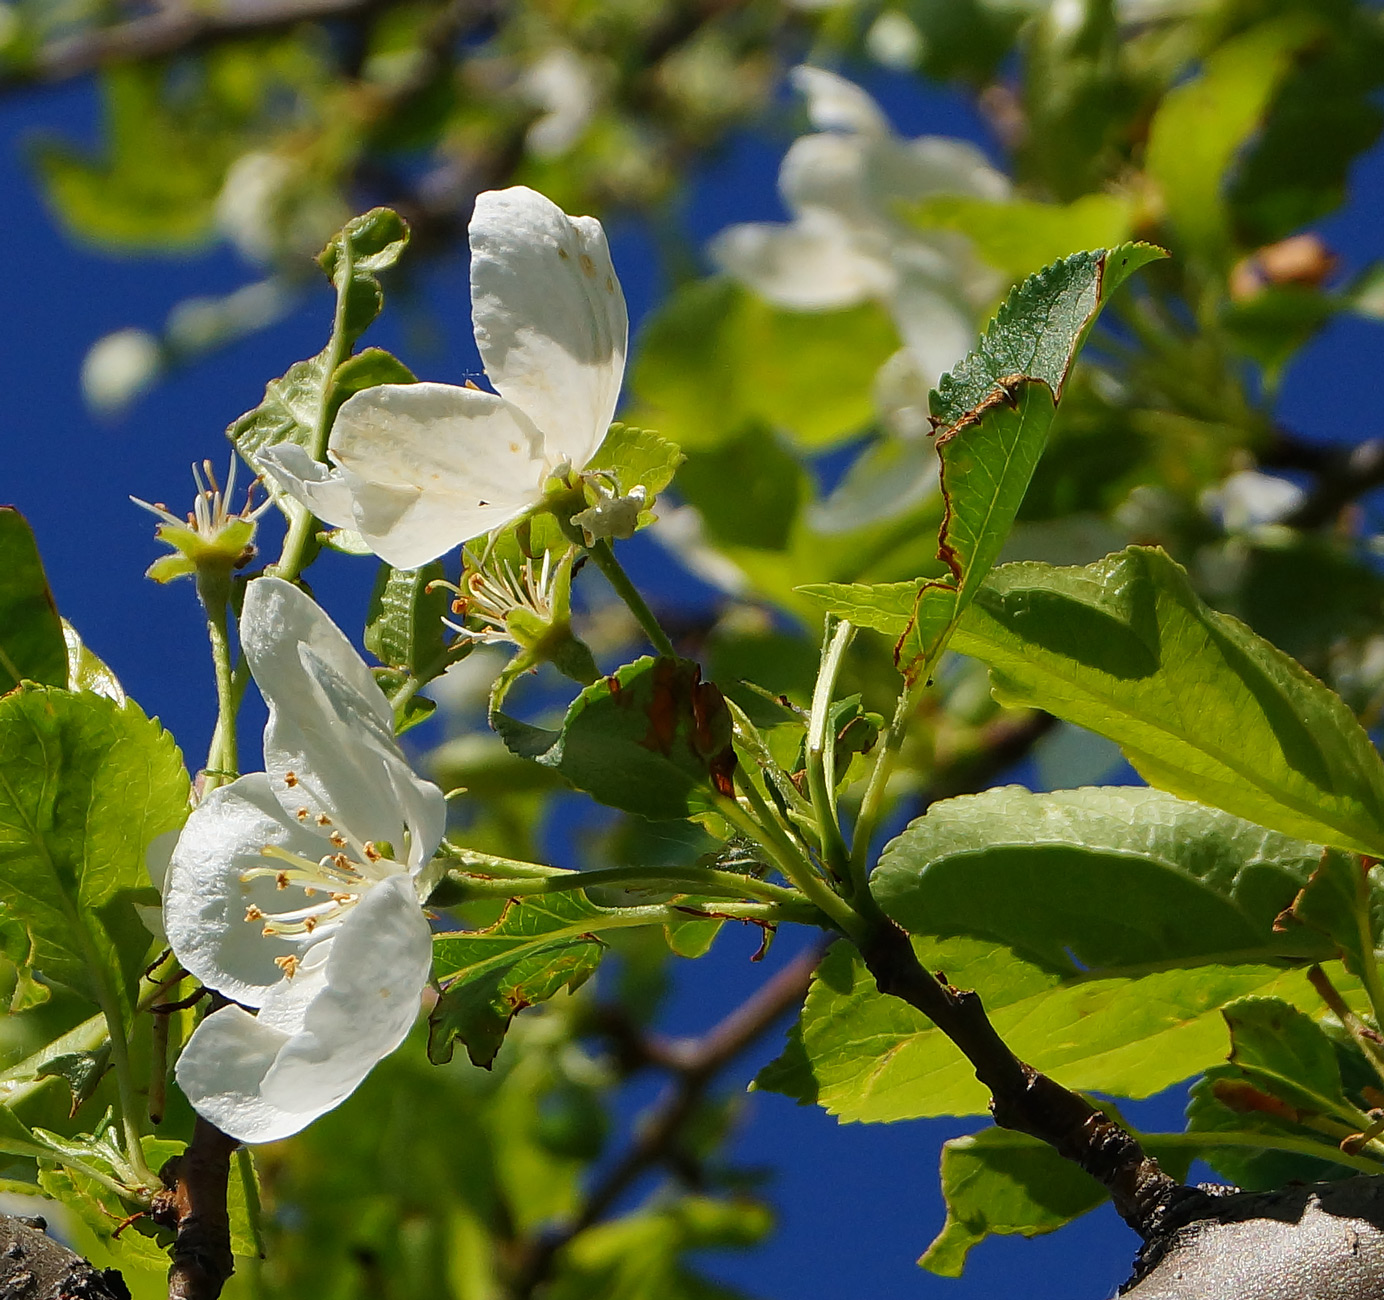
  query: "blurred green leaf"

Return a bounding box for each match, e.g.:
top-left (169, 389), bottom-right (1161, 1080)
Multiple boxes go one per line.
top-left (631, 279), bottom-right (897, 450)
top-left (364, 559), bottom-right (453, 679)
top-left (953, 546), bottom-right (1384, 856)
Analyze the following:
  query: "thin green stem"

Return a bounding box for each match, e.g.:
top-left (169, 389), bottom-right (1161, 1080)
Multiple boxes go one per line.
top-left (201, 601), bottom-right (239, 793)
top-left (441, 844), bottom-right (571, 878)
top-left (271, 240), bottom-right (355, 585)
top-left (806, 618), bottom-right (855, 887)
top-left (1355, 867), bottom-right (1384, 1035)
top-left (850, 679), bottom-right (921, 881)
top-left (587, 539), bottom-right (676, 658)
top-left (723, 777), bottom-right (863, 939)
top-left (1138, 1129), bottom-right (1383, 1177)
top-left (447, 862), bottom-right (807, 909)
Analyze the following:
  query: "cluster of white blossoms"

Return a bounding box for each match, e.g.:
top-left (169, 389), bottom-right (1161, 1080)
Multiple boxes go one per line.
top-left (165, 577), bottom-right (447, 1143)
top-left (162, 186), bottom-right (635, 1143)
top-left (259, 185), bottom-right (629, 569)
top-left (710, 66), bottom-right (1009, 396)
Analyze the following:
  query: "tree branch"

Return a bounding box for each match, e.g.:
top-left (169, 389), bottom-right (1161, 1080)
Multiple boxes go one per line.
top-left (5, 0), bottom-right (404, 89)
top-left (859, 920), bottom-right (1205, 1242)
top-left (151, 1117), bottom-right (239, 1300)
top-left (506, 943), bottom-right (823, 1297)
top-left (0, 1213), bottom-right (130, 1300)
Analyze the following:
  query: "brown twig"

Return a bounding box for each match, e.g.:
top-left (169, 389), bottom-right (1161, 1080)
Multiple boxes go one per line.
top-left (860, 919), bottom-right (1201, 1241)
top-left (3, 0), bottom-right (403, 89)
top-left (506, 943), bottom-right (823, 1297)
top-left (151, 1118), bottom-right (239, 1300)
top-left (0, 1214), bottom-right (130, 1300)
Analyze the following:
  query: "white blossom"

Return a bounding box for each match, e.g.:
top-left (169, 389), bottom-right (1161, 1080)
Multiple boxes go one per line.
top-left (164, 577), bottom-right (446, 1143)
top-left (710, 66), bottom-right (1008, 388)
top-left (259, 186), bottom-right (628, 569)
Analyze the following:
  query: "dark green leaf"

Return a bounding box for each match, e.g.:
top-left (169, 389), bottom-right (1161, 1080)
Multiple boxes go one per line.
top-left (0, 509), bottom-right (66, 694)
top-left (1280, 849), bottom-right (1377, 977)
top-left (330, 347), bottom-right (417, 400)
top-left (0, 688), bottom-right (188, 1021)
top-left (34, 1045), bottom-right (110, 1118)
top-left (953, 546), bottom-right (1384, 856)
top-left (793, 580), bottom-right (919, 637)
top-left (894, 243), bottom-right (1165, 681)
top-left (872, 786), bottom-right (1330, 972)
top-left (228, 351), bottom-right (332, 467)
top-left (585, 423), bottom-right (684, 505)
top-left (430, 894), bottom-right (608, 1067)
top-left (1186, 1066), bottom-right (1363, 1190)
top-left (1222, 997), bottom-right (1363, 1123)
top-left (494, 657), bottom-right (737, 821)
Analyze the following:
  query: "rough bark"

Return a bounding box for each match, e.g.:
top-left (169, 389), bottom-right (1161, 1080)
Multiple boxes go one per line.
top-left (0, 1214), bottom-right (130, 1300)
top-left (1122, 1176), bottom-right (1384, 1299)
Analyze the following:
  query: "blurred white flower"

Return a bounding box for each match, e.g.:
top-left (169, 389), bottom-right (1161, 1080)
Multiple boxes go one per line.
top-left (1202, 470), bottom-right (1305, 534)
top-left (710, 66), bottom-right (1008, 388)
top-left (215, 151), bottom-right (348, 267)
top-left (522, 48), bottom-right (600, 159)
top-left (866, 11), bottom-right (924, 70)
top-left (260, 186), bottom-right (628, 568)
top-left (165, 578), bottom-right (446, 1143)
top-left (81, 328), bottom-right (162, 415)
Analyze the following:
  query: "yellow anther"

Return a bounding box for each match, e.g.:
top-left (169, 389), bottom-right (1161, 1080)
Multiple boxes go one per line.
top-left (329, 831), bottom-right (347, 848)
top-left (245, 905), bottom-right (264, 922)
top-left (284, 771), bottom-right (298, 787)
top-left (316, 813), bottom-right (332, 826)
top-left (276, 872), bottom-right (289, 890)
top-left (296, 808), bottom-right (310, 821)
top-left (274, 954), bottom-right (300, 978)
top-left (363, 842), bottom-right (382, 862)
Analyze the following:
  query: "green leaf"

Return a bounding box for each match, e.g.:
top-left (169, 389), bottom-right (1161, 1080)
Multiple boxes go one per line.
top-left (952, 546), bottom-right (1384, 857)
top-left (894, 243), bottom-right (1165, 681)
top-left (872, 786), bottom-right (1330, 972)
top-left (230, 212), bottom-right (411, 471)
top-left (317, 207), bottom-right (411, 347)
top-left (0, 509), bottom-right (66, 694)
top-left (1144, 13), bottom-right (1321, 257)
top-left (429, 894), bottom-right (608, 1068)
top-left (1280, 849), bottom-right (1378, 977)
top-left (755, 939), bottom-right (1332, 1123)
top-left (364, 560), bottom-right (452, 679)
top-left (585, 423), bottom-right (684, 503)
top-left (1222, 997), bottom-right (1363, 1124)
top-left (494, 657), bottom-right (737, 821)
top-left (905, 192), bottom-right (1136, 281)
top-left (0, 688), bottom-right (188, 1021)
top-left (920, 1127), bottom-right (1193, 1277)
top-left (34, 1045), bottom-right (111, 1118)
top-left (630, 278), bottom-right (897, 450)
top-left (793, 580), bottom-right (920, 637)
top-left (1186, 1066), bottom-right (1364, 1190)
top-left (330, 346), bottom-right (417, 400)
top-left (61, 623), bottom-right (124, 704)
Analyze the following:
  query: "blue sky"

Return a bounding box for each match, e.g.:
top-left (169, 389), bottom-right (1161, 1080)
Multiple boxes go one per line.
top-left (4, 58), bottom-right (1384, 1300)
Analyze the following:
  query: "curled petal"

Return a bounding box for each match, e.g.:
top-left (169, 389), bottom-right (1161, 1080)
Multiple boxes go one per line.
top-left (329, 382), bottom-right (548, 566)
top-left (256, 444), bottom-right (358, 531)
top-left (779, 133), bottom-right (875, 225)
top-left (470, 187), bottom-right (627, 470)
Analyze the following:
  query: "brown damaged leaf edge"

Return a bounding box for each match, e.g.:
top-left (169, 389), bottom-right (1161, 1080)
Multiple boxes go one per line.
top-left (625, 657), bottom-right (738, 798)
top-left (892, 245), bottom-right (1161, 682)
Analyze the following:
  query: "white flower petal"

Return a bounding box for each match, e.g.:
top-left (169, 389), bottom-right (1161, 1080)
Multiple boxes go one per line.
top-left (164, 773), bottom-right (329, 1005)
top-left (174, 1004), bottom-right (305, 1144)
top-left (259, 874), bottom-right (431, 1116)
top-left (257, 444), bottom-right (358, 530)
top-left (872, 135), bottom-right (1010, 207)
top-left (708, 215), bottom-right (892, 310)
top-left (329, 381), bottom-right (548, 566)
top-left (469, 186), bottom-right (627, 469)
top-left (791, 65), bottom-right (890, 136)
top-left (242, 577), bottom-right (447, 859)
